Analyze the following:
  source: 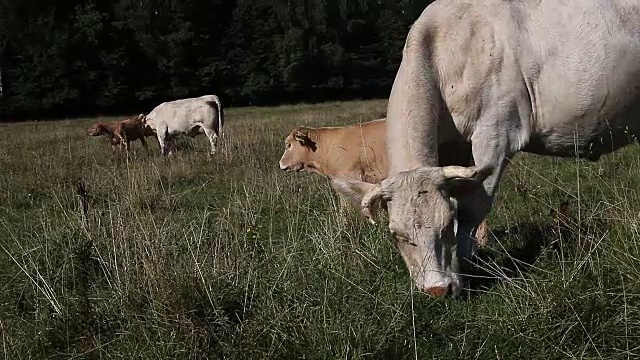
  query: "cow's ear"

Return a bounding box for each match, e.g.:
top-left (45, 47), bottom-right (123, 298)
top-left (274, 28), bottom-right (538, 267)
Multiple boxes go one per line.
top-left (332, 179), bottom-right (388, 224)
top-left (294, 130), bottom-right (317, 151)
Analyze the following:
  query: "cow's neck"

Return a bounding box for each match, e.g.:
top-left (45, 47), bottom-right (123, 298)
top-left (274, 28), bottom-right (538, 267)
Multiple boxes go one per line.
top-left (386, 42), bottom-right (441, 174)
top-left (306, 130), bottom-right (333, 177)
top-left (302, 159), bottom-right (322, 175)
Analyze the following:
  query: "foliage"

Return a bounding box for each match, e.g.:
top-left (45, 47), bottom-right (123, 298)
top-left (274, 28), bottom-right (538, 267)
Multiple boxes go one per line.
top-left (0, 0), bottom-right (428, 120)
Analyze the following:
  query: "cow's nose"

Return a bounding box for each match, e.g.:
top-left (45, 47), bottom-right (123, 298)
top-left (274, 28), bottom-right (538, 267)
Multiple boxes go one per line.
top-left (279, 161), bottom-right (287, 170)
top-left (422, 283), bottom-right (452, 297)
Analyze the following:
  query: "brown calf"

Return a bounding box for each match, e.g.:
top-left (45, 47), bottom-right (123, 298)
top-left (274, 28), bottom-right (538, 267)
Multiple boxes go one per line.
top-left (88, 114), bottom-right (155, 153)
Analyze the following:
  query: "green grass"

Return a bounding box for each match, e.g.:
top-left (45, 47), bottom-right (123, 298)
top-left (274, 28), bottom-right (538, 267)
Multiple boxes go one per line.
top-left (1, 99), bottom-right (640, 359)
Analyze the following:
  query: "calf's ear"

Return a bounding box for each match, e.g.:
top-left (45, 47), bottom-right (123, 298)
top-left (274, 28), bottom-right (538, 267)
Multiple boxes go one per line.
top-left (331, 179), bottom-right (387, 224)
top-left (293, 130), bottom-right (307, 142)
top-left (293, 130), bottom-right (317, 151)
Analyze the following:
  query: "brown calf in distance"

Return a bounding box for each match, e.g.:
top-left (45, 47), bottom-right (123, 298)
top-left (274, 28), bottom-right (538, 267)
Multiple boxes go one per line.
top-left (88, 114), bottom-right (156, 153)
top-left (278, 118), bottom-right (489, 246)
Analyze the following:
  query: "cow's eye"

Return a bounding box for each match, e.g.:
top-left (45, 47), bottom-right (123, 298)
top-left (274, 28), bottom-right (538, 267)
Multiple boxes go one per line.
top-left (286, 143), bottom-right (291, 148)
top-left (393, 232), bottom-right (416, 246)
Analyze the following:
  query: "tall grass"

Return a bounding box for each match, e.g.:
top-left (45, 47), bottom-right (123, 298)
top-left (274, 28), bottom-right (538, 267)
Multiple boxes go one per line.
top-left (1, 99), bottom-right (640, 359)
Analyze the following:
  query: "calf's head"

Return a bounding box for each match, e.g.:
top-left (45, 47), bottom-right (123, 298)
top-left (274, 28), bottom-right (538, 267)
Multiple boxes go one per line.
top-left (279, 128), bottom-right (318, 172)
top-left (332, 165), bottom-right (493, 297)
top-left (88, 122), bottom-right (106, 136)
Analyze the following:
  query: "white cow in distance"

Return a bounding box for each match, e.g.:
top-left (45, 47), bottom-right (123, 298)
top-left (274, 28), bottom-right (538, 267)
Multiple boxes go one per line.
top-left (143, 95), bottom-right (224, 155)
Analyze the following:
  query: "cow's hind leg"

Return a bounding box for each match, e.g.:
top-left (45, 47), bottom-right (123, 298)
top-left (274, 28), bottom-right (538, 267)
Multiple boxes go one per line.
top-left (203, 126), bottom-right (219, 155)
top-left (336, 193), bottom-right (351, 229)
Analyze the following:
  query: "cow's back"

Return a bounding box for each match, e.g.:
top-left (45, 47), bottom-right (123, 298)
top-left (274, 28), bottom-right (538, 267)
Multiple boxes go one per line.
top-left (146, 95), bottom-right (219, 133)
top-left (322, 119), bottom-right (388, 183)
top-left (353, 118), bottom-right (388, 183)
top-left (415, 0), bottom-right (640, 159)
top-left (521, 0), bottom-right (640, 157)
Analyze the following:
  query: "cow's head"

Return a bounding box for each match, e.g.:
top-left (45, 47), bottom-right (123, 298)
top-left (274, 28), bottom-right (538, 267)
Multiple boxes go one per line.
top-left (332, 165), bottom-right (493, 297)
top-left (131, 113), bottom-right (143, 123)
top-left (278, 127), bottom-right (318, 172)
top-left (88, 122), bottom-right (105, 136)
top-left (136, 114), bottom-right (155, 136)
top-left (135, 114), bottom-right (153, 135)
top-left (140, 113), bottom-right (153, 127)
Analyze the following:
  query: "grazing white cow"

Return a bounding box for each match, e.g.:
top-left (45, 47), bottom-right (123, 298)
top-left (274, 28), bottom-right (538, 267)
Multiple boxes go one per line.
top-left (143, 95), bottom-right (224, 155)
top-left (333, 0), bottom-right (640, 297)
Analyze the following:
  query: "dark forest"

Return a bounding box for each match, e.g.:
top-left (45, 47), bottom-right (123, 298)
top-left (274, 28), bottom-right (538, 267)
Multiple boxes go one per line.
top-left (0, 0), bottom-right (432, 120)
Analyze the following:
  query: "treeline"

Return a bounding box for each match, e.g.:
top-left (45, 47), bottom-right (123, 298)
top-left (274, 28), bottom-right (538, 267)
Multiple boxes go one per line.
top-left (0, 0), bottom-right (430, 120)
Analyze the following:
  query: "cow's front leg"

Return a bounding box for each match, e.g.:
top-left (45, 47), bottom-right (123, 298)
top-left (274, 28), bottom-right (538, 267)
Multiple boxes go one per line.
top-left (455, 176), bottom-right (505, 261)
top-left (335, 193), bottom-right (352, 229)
top-left (140, 137), bottom-right (148, 151)
top-left (167, 137), bottom-right (175, 156)
top-left (455, 124), bottom-right (516, 274)
top-left (156, 130), bottom-right (169, 156)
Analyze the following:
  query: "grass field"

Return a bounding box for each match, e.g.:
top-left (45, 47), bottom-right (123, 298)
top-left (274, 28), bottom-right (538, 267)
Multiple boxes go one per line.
top-left (2, 99), bottom-right (640, 359)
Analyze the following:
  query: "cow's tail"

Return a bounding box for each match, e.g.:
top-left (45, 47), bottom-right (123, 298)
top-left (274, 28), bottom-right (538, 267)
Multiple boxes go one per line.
top-left (213, 95), bottom-right (224, 139)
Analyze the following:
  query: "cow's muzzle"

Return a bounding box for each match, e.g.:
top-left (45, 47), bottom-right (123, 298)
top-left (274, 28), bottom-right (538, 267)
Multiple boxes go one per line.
top-left (423, 284), bottom-right (452, 297)
top-left (279, 162), bottom-right (303, 172)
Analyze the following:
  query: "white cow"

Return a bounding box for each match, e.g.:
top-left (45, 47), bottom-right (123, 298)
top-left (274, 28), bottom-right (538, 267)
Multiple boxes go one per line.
top-left (333, 0), bottom-right (640, 297)
top-left (143, 95), bottom-right (224, 155)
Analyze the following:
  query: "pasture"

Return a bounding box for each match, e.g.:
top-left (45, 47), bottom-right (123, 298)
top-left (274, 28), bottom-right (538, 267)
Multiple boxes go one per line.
top-left (1, 99), bottom-right (640, 359)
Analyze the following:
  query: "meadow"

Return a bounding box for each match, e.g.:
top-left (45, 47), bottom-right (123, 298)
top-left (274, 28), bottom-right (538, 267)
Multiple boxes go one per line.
top-left (1, 99), bottom-right (640, 359)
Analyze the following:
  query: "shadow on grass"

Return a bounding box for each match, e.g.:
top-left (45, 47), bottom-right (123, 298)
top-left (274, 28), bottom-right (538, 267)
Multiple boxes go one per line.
top-left (463, 219), bottom-right (581, 299)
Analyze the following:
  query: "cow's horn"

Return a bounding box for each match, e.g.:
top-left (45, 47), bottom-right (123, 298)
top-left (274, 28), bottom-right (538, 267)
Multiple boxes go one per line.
top-left (441, 165), bottom-right (495, 182)
top-left (441, 166), bottom-right (480, 179)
